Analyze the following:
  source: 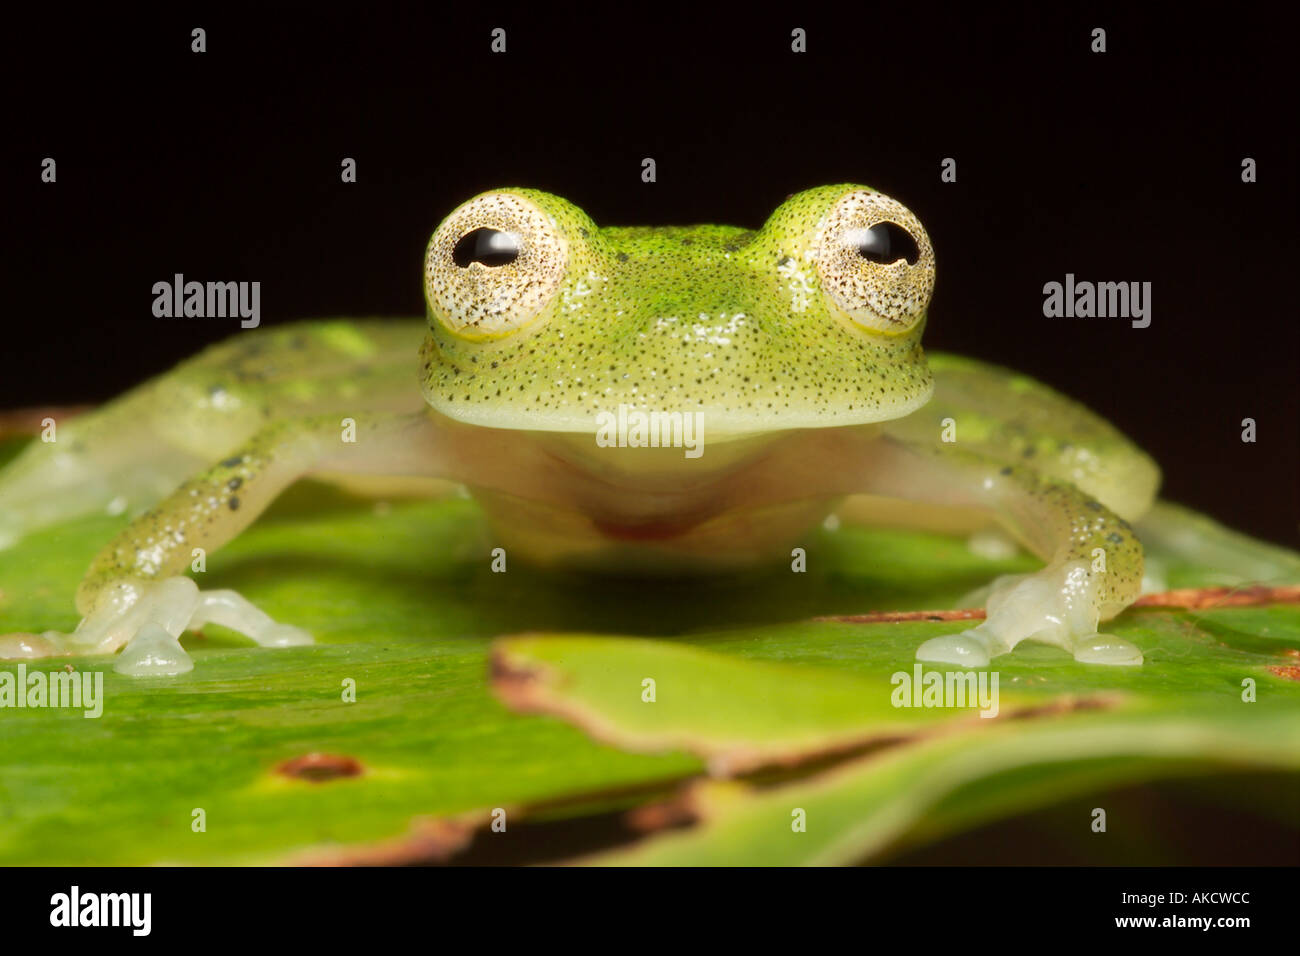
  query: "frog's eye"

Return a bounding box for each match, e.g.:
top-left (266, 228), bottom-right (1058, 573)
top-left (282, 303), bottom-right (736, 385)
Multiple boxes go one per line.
top-left (815, 191), bottom-right (934, 333)
top-left (850, 222), bottom-right (920, 266)
top-left (452, 228), bottom-right (520, 267)
top-left (425, 192), bottom-right (568, 338)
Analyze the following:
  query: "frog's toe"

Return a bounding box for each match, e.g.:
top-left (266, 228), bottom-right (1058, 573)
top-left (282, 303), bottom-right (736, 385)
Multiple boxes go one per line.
top-left (922, 559), bottom-right (1146, 667)
top-left (103, 582), bottom-right (313, 675)
top-left (0, 632), bottom-right (65, 658)
top-left (187, 588), bottom-right (314, 648)
top-left (916, 630), bottom-right (992, 667)
top-left (114, 623), bottom-right (194, 676)
top-left (1071, 634), bottom-right (1143, 666)
top-left (0, 576), bottom-right (315, 674)
top-left (257, 622), bottom-right (314, 648)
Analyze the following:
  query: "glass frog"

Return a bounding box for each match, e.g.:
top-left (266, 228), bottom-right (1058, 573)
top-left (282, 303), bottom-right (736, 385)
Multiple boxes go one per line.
top-left (0, 185), bottom-right (1282, 675)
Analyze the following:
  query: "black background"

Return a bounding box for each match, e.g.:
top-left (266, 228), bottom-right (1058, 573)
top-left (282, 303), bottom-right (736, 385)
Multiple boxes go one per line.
top-left (4, 2), bottom-right (1296, 544)
top-left (8, 866), bottom-right (1288, 940)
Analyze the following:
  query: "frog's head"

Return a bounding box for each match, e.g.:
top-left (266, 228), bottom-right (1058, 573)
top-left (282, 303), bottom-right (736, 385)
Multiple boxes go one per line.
top-left (420, 185), bottom-right (935, 439)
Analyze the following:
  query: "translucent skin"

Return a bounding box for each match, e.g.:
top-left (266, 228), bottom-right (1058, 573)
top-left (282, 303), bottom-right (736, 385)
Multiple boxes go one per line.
top-left (420, 187), bottom-right (934, 434)
top-left (0, 185), bottom-right (1169, 672)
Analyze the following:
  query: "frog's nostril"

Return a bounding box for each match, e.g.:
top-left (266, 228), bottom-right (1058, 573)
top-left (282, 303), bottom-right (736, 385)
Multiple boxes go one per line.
top-left (853, 222), bottom-right (920, 266)
top-left (453, 228), bottom-right (520, 268)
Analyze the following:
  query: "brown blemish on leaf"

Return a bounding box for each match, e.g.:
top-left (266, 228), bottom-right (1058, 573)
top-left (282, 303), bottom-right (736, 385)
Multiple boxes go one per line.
top-left (817, 585), bottom-right (1300, 625)
top-left (815, 608), bottom-right (986, 624)
top-left (626, 794), bottom-right (702, 833)
top-left (488, 647), bottom-right (547, 708)
top-left (287, 816), bottom-right (476, 866)
top-left (276, 752), bottom-right (364, 783)
top-left (1002, 694), bottom-right (1119, 720)
top-left (1265, 665), bottom-right (1300, 681)
top-left (509, 774), bottom-right (700, 822)
top-left (707, 736), bottom-right (921, 781)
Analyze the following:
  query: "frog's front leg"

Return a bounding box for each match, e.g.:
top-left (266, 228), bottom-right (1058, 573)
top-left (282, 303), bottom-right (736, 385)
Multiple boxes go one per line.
top-left (842, 434), bottom-right (1146, 667)
top-left (0, 411), bottom-right (446, 674)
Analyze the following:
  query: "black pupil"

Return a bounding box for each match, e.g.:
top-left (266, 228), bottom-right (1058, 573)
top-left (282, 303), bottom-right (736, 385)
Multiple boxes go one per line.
top-left (855, 222), bottom-right (920, 265)
top-left (453, 228), bottom-right (520, 267)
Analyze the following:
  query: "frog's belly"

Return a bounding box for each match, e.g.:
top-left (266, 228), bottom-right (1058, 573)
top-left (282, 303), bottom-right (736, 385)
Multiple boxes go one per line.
top-left (471, 488), bottom-right (839, 574)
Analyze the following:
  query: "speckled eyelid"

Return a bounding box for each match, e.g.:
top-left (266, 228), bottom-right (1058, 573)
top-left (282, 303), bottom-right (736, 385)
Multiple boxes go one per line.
top-left (424, 192), bottom-right (568, 339)
top-left (814, 190), bottom-right (935, 334)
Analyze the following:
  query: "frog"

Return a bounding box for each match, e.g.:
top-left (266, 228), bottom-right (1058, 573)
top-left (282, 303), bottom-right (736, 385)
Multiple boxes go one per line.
top-left (0, 184), bottom-right (1283, 676)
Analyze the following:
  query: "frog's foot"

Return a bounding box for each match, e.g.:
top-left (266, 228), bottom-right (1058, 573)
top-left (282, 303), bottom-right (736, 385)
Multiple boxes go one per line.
top-left (916, 561), bottom-right (1144, 667)
top-left (0, 577), bottom-right (313, 676)
top-left (916, 629), bottom-right (1143, 667)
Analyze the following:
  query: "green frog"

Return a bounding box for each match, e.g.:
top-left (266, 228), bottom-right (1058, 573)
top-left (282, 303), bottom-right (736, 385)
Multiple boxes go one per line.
top-left (0, 185), bottom-right (1266, 675)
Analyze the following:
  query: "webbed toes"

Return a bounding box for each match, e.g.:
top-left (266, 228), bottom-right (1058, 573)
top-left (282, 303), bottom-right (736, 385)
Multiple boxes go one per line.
top-left (114, 622), bottom-right (194, 676)
top-left (0, 575), bottom-right (314, 674)
top-left (916, 559), bottom-right (1144, 666)
top-left (916, 630), bottom-right (992, 667)
top-left (1071, 634), bottom-right (1143, 666)
top-left (0, 632), bottom-right (64, 658)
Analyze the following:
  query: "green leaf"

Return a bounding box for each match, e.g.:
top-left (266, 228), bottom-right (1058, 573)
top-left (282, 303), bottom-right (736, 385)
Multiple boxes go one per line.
top-left (580, 711), bottom-right (1300, 866)
top-left (1, 427), bottom-right (1297, 864)
top-left (0, 483), bottom-right (703, 865)
top-left (488, 605), bottom-right (1300, 864)
top-left (491, 635), bottom-right (1024, 776)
